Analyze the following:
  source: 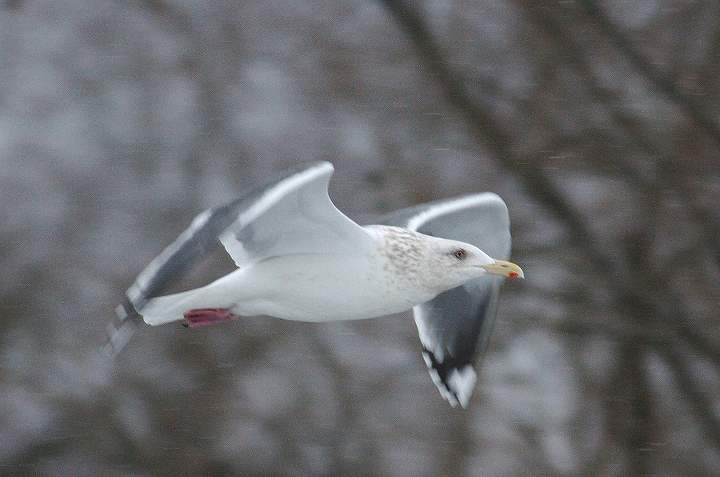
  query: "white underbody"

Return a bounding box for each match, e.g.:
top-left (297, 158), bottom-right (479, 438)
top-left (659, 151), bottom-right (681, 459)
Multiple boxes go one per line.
top-left (140, 226), bottom-right (467, 325)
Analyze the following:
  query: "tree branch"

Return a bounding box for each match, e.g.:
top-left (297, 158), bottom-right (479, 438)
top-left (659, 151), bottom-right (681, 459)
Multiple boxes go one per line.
top-left (378, 0), bottom-right (720, 451)
top-left (578, 0), bottom-right (720, 148)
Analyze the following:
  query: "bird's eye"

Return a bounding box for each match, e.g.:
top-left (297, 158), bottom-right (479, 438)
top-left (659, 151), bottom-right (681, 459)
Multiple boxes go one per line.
top-left (453, 249), bottom-right (467, 260)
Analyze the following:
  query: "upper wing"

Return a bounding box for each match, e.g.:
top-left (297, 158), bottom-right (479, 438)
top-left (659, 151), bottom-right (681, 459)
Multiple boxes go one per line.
top-left (379, 193), bottom-right (511, 407)
top-left (218, 162), bottom-right (374, 267)
top-left (106, 161), bottom-right (372, 357)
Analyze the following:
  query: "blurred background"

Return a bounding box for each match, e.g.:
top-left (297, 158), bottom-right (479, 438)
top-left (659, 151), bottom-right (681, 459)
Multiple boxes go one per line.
top-left (1, 0), bottom-right (719, 475)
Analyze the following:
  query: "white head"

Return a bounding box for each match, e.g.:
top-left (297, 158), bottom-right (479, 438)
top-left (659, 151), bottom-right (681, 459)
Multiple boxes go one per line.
top-left (424, 235), bottom-right (523, 289)
top-left (373, 226), bottom-right (523, 295)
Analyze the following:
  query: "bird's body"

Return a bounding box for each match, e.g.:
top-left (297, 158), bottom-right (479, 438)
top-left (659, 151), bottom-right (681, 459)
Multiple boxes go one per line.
top-left (141, 225), bottom-right (497, 324)
top-left (108, 161), bottom-right (522, 407)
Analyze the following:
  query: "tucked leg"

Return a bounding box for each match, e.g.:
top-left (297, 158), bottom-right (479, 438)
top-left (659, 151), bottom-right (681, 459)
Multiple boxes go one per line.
top-left (184, 308), bottom-right (238, 328)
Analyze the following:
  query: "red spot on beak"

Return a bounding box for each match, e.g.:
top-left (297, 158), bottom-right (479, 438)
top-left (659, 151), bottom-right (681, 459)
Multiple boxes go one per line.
top-left (508, 272), bottom-right (519, 279)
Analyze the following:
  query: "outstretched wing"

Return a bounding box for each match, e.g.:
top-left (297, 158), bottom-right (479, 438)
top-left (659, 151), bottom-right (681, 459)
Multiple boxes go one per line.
top-left (217, 162), bottom-right (373, 268)
top-left (379, 193), bottom-right (511, 407)
top-left (106, 161), bottom-right (373, 357)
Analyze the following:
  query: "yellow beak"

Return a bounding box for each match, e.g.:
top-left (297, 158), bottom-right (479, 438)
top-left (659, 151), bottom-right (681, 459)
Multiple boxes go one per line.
top-left (480, 259), bottom-right (524, 279)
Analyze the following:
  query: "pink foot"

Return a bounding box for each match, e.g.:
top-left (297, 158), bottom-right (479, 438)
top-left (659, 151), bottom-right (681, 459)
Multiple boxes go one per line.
top-left (183, 308), bottom-right (238, 328)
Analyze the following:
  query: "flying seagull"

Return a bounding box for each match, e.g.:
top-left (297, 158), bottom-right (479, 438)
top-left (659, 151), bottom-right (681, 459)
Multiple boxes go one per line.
top-left (107, 161), bottom-right (522, 407)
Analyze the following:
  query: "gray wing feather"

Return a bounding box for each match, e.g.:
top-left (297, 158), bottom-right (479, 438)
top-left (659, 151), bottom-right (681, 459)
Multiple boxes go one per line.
top-left (219, 162), bottom-right (373, 267)
top-left (379, 193), bottom-right (511, 407)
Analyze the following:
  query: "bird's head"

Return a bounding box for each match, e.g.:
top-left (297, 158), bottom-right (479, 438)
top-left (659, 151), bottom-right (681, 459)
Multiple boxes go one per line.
top-left (431, 239), bottom-right (524, 288)
top-left (372, 226), bottom-right (523, 296)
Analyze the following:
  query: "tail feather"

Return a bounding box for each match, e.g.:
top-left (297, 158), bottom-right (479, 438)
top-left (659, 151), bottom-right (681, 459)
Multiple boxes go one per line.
top-left (104, 300), bottom-right (144, 359)
top-left (140, 288), bottom-right (203, 326)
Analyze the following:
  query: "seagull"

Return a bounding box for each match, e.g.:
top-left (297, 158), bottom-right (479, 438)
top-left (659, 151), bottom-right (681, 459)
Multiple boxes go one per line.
top-left (107, 161), bottom-right (522, 407)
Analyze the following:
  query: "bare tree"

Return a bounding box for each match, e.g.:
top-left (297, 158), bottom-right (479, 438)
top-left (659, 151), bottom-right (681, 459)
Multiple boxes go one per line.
top-left (1, 0), bottom-right (718, 476)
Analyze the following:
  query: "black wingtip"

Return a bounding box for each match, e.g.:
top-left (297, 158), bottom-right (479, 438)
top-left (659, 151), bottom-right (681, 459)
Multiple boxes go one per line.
top-left (423, 348), bottom-right (460, 400)
top-left (422, 347), bottom-right (478, 408)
